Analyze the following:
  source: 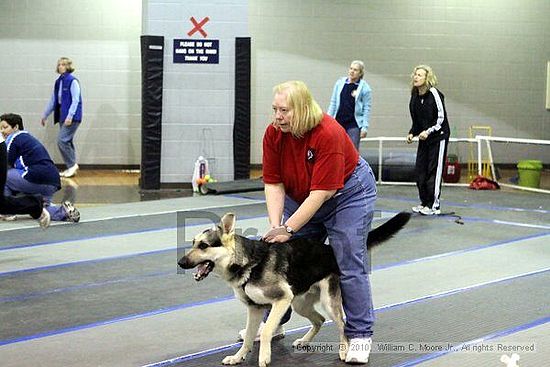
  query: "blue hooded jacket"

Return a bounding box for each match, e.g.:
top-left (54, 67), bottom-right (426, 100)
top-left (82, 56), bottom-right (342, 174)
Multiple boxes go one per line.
top-left (6, 131), bottom-right (61, 189)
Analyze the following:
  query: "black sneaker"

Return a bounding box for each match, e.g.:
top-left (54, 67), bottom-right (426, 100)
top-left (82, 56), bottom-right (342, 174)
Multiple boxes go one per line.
top-left (62, 201), bottom-right (80, 223)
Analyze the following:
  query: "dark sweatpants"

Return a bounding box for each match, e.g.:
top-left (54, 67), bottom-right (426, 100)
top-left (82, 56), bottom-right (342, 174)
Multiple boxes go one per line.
top-left (0, 142), bottom-right (43, 218)
top-left (415, 138), bottom-right (448, 210)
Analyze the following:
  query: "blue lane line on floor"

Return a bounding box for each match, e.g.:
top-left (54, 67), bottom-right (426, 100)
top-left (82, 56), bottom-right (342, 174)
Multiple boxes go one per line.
top-left (0, 248), bottom-right (175, 278)
top-left (1, 225), bottom-right (547, 305)
top-left (1, 264), bottom-right (547, 351)
top-left (0, 214), bottom-right (403, 302)
top-left (0, 270), bottom-right (173, 304)
top-left (0, 212), bottom-right (402, 278)
top-left (373, 231), bottom-right (550, 271)
top-left (141, 267), bottom-right (550, 367)
top-left (1, 224), bottom-right (546, 285)
top-left (1, 227), bottom-right (536, 307)
top-left (0, 211), bottom-right (268, 252)
top-left (228, 191), bottom-right (550, 215)
top-left (222, 193), bottom-right (265, 201)
top-left (0, 230), bottom-right (542, 330)
top-left (2, 203), bottom-right (547, 253)
top-left (393, 315), bottom-right (550, 367)
top-left (0, 293), bottom-right (235, 347)
top-left (1, 209), bottom-right (545, 256)
top-left (384, 195), bottom-right (550, 214)
top-left (0, 226), bottom-right (176, 252)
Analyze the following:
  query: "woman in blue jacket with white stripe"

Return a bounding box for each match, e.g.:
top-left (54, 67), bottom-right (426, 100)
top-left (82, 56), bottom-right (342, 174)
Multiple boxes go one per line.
top-left (328, 60), bottom-right (372, 150)
top-left (0, 134), bottom-right (50, 228)
top-left (1, 113), bottom-right (80, 222)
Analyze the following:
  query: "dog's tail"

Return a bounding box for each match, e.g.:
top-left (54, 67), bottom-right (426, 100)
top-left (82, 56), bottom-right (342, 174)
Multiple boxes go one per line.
top-left (368, 211), bottom-right (411, 247)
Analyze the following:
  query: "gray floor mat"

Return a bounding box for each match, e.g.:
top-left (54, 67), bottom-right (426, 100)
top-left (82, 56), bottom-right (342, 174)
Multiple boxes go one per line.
top-left (175, 271), bottom-right (550, 367)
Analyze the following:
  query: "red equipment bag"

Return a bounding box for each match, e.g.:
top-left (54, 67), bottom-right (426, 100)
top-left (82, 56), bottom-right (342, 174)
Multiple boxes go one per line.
top-left (469, 175), bottom-right (500, 190)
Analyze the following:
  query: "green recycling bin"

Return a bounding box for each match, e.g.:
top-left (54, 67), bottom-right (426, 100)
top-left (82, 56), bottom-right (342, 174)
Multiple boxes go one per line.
top-left (517, 160), bottom-right (543, 188)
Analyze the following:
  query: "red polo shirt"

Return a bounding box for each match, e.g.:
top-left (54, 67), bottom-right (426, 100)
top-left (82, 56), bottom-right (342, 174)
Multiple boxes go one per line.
top-left (262, 113), bottom-right (359, 204)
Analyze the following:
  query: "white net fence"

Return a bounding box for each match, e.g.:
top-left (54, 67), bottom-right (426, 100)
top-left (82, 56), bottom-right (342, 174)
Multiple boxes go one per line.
top-left (359, 136), bottom-right (550, 193)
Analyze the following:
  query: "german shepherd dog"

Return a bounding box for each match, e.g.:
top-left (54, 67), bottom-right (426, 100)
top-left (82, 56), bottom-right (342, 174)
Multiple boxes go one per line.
top-left (178, 212), bottom-right (410, 366)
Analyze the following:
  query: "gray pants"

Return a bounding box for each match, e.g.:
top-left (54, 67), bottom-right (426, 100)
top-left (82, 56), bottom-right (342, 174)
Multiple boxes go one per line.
top-left (58, 121), bottom-right (81, 168)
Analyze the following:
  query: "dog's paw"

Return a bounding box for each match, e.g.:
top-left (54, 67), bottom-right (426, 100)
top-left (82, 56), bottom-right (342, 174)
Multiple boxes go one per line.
top-left (222, 354), bottom-right (244, 365)
top-left (292, 338), bottom-right (308, 348)
top-left (338, 341), bottom-right (348, 361)
top-left (258, 357), bottom-right (271, 367)
top-left (258, 349), bottom-right (271, 367)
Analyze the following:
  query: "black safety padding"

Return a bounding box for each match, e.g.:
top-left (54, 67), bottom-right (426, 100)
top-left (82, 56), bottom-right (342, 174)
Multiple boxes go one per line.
top-left (233, 37), bottom-right (251, 180)
top-left (140, 35), bottom-right (164, 190)
top-left (200, 178), bottom-right (263, 195)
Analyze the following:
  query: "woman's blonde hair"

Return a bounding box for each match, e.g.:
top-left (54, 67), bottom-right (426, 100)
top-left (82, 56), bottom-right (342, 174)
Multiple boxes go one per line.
top-left (410, 64), bottom-right (438, 93)
top-left (57, 57), bottom-right (75, 73)
top-left (272, 81), bottom-right (323, 138)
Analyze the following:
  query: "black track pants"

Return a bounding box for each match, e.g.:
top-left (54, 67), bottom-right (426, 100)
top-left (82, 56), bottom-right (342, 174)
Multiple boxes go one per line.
top-left (415, 139), bottom-right (448, 210)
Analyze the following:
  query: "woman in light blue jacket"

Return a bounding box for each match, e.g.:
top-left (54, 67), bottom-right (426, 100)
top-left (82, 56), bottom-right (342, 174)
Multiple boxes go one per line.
top-left (328, 60), bottom-right (372, 150)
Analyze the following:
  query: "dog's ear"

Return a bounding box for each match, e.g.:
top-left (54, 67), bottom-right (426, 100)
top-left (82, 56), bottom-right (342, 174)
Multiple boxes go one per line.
top-left (220, 213), bottom-right (236, 235)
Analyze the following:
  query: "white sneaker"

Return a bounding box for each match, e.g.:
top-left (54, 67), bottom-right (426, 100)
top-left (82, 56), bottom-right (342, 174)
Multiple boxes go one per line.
top-left (419, 207), bottom-right (441, 216)
top-left (411, 205), bottom-right (425, 213)
top-left (62, 201), bottom-right (81, 222)
top-left (61, 164), bottom-right (79, 178)
top-left (238, 322), bottom-right (285, 342)
top-left (0, 214), bottom-right (17, 221)
top-left (38, 208), bottom-right (51, 229)
top-left (345, 337), bottom-right (372, 364)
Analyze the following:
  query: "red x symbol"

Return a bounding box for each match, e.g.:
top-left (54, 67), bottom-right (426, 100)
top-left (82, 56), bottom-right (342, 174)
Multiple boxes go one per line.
top-left (187, 16), bottom-right (209, 38)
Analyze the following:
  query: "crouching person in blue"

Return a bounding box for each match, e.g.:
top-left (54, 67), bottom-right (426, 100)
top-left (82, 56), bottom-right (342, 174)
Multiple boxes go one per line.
top-left (0, 113), bottom-right (80, 222)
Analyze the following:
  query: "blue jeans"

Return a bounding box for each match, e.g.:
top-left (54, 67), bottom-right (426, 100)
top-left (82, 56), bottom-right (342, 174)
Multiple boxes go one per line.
top-left (266, 157), bottom-right (377, 338)
top-left (346, 126), bottom-right (361, 150)
top-left (58, 121), bottom-right (80, 168)
top-left (4, 169), bottom-right (67, 221)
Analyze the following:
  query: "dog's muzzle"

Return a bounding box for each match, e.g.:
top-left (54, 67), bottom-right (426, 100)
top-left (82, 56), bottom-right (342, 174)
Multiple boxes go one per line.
top-left (193, 261), bottom-right (214, 281)
top-left (178, 257), bottom-right (214, 281)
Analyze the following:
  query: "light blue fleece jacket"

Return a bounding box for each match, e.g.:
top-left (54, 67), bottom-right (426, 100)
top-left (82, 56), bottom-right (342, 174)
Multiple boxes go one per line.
top-left (327, 77), bottom-right (372, 132)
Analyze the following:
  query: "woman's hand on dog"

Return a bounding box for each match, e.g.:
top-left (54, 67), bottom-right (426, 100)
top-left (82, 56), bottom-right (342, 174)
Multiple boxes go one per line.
top-left (263, 226), bottom-right (292, 243)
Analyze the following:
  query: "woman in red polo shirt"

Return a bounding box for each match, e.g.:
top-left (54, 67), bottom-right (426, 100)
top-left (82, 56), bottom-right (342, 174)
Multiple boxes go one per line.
top-left (262, 81), bottom-right (377, 364)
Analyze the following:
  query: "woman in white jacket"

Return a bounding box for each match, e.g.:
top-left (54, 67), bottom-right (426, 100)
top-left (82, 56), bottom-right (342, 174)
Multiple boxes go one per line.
top-left (328, 60), bottom-right (372, 150)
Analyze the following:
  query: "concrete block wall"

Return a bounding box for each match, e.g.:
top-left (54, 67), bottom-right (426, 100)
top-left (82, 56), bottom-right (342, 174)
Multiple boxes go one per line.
top-left (1, 1), bottom-right (548, 176)
top-left (0, 0), bottom-right (142, 165)
top-left (249, 0), bottom-right (550, 165)
top-left (143, 0), bottom-right (248, 183)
